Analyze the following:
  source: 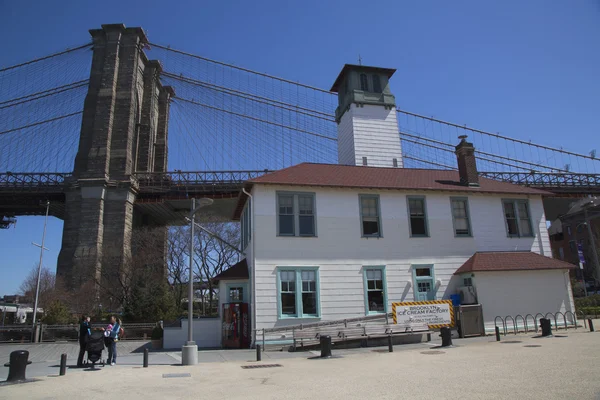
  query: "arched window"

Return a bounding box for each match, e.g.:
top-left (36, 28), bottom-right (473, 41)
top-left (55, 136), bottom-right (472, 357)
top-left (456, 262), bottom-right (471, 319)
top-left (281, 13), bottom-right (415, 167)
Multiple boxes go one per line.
top-left (372, 75), bottom-right (382, 93)
top-left (360, 73), bottom-right (369, 91)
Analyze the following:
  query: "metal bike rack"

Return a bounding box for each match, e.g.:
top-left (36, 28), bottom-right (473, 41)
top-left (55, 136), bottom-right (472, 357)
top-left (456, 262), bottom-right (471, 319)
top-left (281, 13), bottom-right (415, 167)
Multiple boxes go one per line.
top-left (564, 311), bottom-right (577, 330)
top-left (524, 314), bottom-right (536, 333)
top-left (505, 316), bottom-right (517, 335)
top-left (494, 316), bottom-right (506, 336)
top-left (515, 315), bottom-right (525, 333)
top-left (554, 312), bottom-right (567, 330)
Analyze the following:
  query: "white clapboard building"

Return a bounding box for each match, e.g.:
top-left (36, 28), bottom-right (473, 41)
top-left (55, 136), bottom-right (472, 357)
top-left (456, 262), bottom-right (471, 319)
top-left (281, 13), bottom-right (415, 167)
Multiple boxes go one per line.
top-left (167, 64), bottom-right (576, 349)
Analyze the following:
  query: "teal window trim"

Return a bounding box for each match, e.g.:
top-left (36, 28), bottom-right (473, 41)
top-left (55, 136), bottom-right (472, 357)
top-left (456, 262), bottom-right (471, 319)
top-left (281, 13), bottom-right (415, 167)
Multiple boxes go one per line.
top-left (411, 264), bottom-right (436, 301)
top-left (362, 266), bottom-right (388, 315)
top-left (276, 267), bottom-right (320, 320)
top-left (359, 194), bottom-right (382, 238)
top-left (225, 282), bottom-right (247, 303)
top-left (501, 198), bottom-right (534, 238)
top-left (406, 195), bottom-right (429, 237)
top-left (276, 191), bottom-right (317, 237)
top-left (450, 196), bottom-right (472, 238)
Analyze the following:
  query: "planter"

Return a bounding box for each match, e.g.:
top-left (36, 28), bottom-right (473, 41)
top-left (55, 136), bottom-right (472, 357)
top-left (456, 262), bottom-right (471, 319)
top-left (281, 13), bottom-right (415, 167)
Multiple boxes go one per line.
top-left (151, 339), bottom-right (163, 350)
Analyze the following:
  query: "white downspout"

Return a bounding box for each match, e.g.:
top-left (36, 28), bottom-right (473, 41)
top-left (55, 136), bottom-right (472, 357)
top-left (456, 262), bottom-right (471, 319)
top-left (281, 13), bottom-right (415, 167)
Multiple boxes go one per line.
top-left (242, 187), bottom-right (256, 348)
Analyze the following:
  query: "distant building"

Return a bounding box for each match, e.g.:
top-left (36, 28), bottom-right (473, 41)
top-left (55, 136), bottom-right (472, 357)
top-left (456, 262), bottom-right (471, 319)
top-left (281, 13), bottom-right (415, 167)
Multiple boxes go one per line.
top-left (549, 197), bottom-right (600, 283)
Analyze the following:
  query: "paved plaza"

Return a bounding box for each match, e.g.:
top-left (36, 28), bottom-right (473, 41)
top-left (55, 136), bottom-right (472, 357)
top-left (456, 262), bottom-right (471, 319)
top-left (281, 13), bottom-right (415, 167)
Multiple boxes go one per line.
top-left (1, 325), bottom-right (599, 400)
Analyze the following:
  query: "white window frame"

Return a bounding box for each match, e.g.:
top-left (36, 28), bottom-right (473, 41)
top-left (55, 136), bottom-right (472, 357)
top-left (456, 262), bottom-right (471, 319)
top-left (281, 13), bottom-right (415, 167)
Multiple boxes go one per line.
top-left (502, 199), bottom-right (534, 238)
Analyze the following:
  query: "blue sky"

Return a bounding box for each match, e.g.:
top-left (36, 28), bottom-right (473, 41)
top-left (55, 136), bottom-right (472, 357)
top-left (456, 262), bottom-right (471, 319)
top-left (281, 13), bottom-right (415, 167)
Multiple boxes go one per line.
top-left (1, 0), bottom-right (599, 295)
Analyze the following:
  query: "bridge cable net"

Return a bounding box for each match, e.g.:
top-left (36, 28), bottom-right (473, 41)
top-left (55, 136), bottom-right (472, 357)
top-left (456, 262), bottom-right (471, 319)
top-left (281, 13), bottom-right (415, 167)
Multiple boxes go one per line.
top-left (0, 44), bottom-right (92, 173)
top-left (146, 43), bottom-right (338, 171)
top-left (397, 109), bottom-right (599, 175)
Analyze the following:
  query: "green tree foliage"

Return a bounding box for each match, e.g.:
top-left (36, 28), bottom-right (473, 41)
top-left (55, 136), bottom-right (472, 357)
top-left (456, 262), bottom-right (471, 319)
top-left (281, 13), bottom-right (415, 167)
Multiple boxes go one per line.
top-left (42, 300), bottom-right (74, 325)
top-left (123, 274), bottom-right (177, 322)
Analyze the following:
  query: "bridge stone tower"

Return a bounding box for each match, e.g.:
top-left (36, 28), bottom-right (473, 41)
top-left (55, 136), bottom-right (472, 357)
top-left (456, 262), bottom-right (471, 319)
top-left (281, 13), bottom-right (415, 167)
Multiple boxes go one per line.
top-left (57, 24), bottom-right (174, 288)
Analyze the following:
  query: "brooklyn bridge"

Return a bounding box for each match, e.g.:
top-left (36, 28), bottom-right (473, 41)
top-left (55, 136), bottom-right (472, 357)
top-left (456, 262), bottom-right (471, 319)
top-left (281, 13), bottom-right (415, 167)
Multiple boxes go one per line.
top-left (1, 24), bottom-right (599, 287)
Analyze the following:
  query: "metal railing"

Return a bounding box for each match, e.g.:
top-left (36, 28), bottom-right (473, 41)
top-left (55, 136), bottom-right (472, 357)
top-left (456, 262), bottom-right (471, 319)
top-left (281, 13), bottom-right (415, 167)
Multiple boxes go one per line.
top-left (0, 172), bottom-right (71, 190)
top-left (479, 171), bottom-right (600, 190)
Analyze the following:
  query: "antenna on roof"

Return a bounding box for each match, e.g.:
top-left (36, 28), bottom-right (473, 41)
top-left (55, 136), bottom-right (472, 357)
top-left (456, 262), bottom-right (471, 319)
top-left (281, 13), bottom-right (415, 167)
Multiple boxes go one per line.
top-left (358, 54), bottom-right (362, 65)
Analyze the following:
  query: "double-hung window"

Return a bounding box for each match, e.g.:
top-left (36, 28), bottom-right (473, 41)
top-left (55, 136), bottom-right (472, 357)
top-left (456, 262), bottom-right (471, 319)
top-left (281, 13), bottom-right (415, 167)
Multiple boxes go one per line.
top-left (502, 199), bottom-right (533, 237)
top-left (278, 268), bottom-right (319, 318)
top-left (359, 195), bottom-right (381, 237)
top-left (407, 196), bottom-right (428, 237)
top-left (450, 197), bottom-right (471, 237)
top-left (277, 192), bottom-right (316, 237)
top-left (363, 267), bottom-right (387, 314)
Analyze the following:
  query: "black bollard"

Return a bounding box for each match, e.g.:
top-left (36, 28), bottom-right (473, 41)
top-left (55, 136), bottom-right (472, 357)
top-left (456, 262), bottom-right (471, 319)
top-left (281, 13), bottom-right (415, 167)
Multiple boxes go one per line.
top-left (59, 353), bottom-right (67, 376)
top-left (388, 335), bottom-right (393, 352)
top-left (143, 348), bottom-right (148, 368)
top-left (256, 344), bottom-right (262, 362)
top-left (320, 335), bottom-right (332, 358)
top-left (439, 327), bottom-right (453, 347)
top-left (495, 326), bottom-right (501, 342)
top-left (540, 318), bottom-right (552, 337)
top-left (588, 319), bottom-right (595, 332)
top-left (4, 350), bottom-right (32, 382)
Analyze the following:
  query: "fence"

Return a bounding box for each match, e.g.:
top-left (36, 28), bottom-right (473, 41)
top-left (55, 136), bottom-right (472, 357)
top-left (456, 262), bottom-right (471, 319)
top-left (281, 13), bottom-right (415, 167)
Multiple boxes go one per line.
top-left (0, 322), bottom-right (157, 343)
top-left (493, 311), bottom-right (578, 336)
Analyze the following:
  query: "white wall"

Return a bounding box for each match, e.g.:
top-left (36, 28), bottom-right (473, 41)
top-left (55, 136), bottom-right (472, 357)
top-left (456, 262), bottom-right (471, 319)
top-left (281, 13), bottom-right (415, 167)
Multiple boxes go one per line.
top-left (337, 104), bottom-right (403, 168)
top-left (163, 318), bottom-right (221, 349)
top-left (250, 184), bottom-right (551, 331)
top-left (474, 270), bottom-right (575, 332)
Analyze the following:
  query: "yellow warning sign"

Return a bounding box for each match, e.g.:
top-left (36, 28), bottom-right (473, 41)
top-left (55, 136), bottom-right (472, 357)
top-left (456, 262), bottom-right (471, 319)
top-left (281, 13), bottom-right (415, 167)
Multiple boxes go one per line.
top-left (391, 300), bottom-right (454, 329)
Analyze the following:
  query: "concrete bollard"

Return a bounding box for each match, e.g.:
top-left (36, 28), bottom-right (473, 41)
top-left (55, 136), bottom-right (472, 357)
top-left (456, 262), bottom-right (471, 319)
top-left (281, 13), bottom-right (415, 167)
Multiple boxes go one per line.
top-left (540, 318), bottom-right (552, 337)
top-left (59, 354), bottom-right (67, 376)
top-left (256, 344), bottom-right (262, 362)
top-left (588, 319), bottom-right (595, 332)
top-left (143, 348), bottom-right (149, 368)
top-left (4, 350), bottom-right (32, 382)
top-left (439, 327), bottom-right (453, 347)
top-left (388, 335), bottom-right (393, 352)
top-left (495, 326), bottom-right (501, 342)
top-left (320, 335), bottom-right (332, 358)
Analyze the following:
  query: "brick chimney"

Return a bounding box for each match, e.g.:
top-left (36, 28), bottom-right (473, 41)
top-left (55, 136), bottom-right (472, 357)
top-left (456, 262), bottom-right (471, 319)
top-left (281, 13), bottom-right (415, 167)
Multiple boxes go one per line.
top-left (455, 135), bottom-right (479, 187)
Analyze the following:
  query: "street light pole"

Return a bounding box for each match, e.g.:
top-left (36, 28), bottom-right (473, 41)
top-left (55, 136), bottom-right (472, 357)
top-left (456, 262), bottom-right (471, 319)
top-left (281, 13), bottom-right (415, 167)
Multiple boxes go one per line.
top-left (182, 197), bottom-right (214, 366)
top-left (31, 200), bottom-right (50, 342)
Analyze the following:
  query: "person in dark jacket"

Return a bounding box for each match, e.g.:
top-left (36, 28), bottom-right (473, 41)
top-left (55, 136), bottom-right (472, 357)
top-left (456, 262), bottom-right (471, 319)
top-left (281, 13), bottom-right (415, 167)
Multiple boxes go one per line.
top-left (77, 315), bottom-right (91, 367)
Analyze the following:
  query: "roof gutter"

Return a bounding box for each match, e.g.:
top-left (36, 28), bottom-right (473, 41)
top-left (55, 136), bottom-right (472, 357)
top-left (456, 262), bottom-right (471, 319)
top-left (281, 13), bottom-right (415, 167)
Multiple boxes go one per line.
top-left (242, 187), bottom-right (257, 348)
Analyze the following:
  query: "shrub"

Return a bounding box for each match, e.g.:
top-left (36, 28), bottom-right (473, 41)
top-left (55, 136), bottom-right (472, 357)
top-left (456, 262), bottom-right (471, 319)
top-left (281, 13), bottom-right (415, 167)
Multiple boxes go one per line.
top-left (575, 294), bottom-right (600, 310)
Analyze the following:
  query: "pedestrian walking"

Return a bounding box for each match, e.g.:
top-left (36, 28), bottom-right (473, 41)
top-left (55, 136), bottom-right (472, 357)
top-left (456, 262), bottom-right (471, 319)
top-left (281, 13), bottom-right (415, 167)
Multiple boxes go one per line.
top-left (77, 315), bottom-right (91, 367)
top-left (103, 316), bottom-right (123, 366)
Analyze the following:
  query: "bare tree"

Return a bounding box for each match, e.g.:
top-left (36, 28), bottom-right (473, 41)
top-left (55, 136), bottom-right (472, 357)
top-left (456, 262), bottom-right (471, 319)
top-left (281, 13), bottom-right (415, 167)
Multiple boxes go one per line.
top-left (167, 226), bottom-right (189, 313)
top-left (192, 218), bottom-right (241, 315)
top-left (19, 264), bottom-right (56, 309)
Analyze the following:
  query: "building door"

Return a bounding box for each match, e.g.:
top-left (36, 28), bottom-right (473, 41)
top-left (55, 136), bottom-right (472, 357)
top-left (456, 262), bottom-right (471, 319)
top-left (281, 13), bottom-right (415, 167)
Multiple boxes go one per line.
top-left (413, 265), bottom-right (435, 301)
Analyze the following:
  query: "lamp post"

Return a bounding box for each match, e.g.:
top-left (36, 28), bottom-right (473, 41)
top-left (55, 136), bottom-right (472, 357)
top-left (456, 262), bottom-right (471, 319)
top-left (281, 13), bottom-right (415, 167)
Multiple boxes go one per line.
top-left (31, 200), bottom-right (50, 342)
top-left (182, 197), bottom-right (214, 365)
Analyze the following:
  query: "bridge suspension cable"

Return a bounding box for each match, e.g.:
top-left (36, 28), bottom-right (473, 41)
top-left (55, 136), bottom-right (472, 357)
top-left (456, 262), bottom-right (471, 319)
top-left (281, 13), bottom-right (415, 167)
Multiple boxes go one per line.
top-left (161, 72), bottom-right (335, 121)
top-left (0, 80), bottom-right (88, 110)
top-left (148, 42), bottom-right (334, 94)
top-left (0, 43), bottom-right (92, 73)
top-left (0, 111), bottom-right (83, 136)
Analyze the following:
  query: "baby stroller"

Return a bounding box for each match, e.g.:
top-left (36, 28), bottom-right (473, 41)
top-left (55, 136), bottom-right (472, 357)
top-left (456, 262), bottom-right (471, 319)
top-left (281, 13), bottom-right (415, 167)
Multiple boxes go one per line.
top-left (86, 331), bottom-right (105, 368)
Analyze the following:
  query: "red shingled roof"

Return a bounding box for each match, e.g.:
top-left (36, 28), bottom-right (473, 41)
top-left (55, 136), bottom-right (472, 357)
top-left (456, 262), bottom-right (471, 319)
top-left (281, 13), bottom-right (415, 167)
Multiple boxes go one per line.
top-left (212, 259), bottom-right (248, 283)
top-left (248, 163), bottom-right (548, 195)
top-left (454, 252), bottom-right (576, 274)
